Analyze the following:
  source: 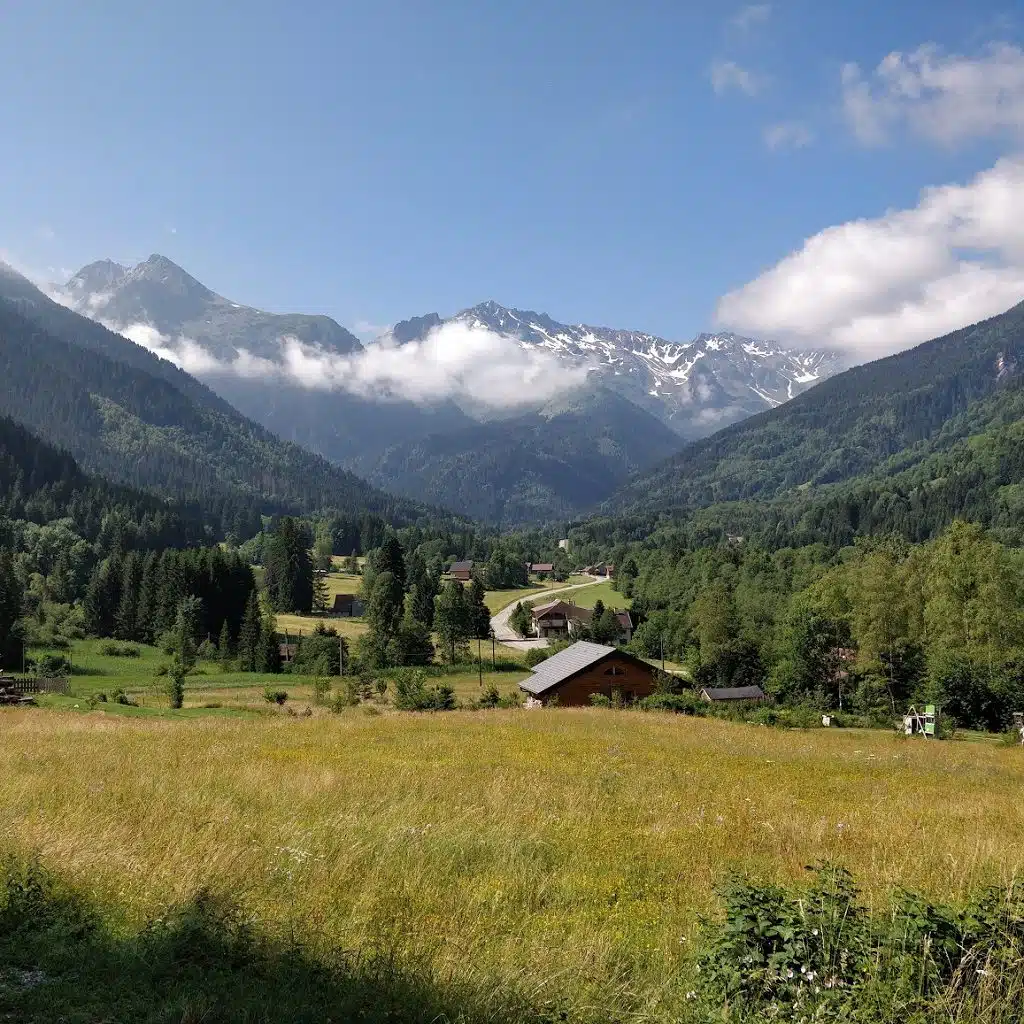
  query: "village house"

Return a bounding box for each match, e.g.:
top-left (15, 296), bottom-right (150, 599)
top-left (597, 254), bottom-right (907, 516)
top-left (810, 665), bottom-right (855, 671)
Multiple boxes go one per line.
top-left (699, 684), bottom-right (767, 703)
top-left (449, 560), bottom-right (474, 581)
top-left (520, 641), bottom-right (657, 707)
top-left (530, 562), bottom-right (554, 578)
top-left (530, 599), bottom-right (591, 639)
top-left (331, 593), bottom-right (364, 617)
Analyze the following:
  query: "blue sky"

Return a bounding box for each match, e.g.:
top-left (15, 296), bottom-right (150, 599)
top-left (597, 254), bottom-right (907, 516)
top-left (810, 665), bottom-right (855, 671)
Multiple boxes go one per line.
top-left (2, 0), bottom-right (1022, 351)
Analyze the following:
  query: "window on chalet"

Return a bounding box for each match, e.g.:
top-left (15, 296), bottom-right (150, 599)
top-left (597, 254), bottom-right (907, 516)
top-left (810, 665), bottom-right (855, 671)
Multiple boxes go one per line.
top-left (604, 665), bottom-right (625, 676)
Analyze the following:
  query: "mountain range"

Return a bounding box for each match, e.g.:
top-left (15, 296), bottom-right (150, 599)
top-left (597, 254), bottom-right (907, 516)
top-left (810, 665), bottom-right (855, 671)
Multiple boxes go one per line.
top-left (3, 251), bottom-right (1022, 551)
top-left (602, 297), bottom-right (1024, 549)
top-left (0, 261), bottom-right (446, 537)
top-left (61, 255), bottom-right (844, 522)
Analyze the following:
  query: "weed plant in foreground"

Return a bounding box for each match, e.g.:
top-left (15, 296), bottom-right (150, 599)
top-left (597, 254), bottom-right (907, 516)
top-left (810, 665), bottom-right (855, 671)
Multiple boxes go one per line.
top-left (1, 708), bottom-right (1023, 1021)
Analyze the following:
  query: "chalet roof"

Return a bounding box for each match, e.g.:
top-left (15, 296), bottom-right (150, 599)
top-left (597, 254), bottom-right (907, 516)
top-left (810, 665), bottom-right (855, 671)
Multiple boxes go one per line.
top-left (332, 593), bottom-right (357, 606)
top-left (450, 560), bottom-right (474, 572)
top-left (700, 685), bottom-right (767, 701)
top-left (530, 600), bottom-right (591, 621)
top-left (615, 611), bottom-right (633, 629)
top-left (520, 641), bottom-right (618, 696)
top-left (531, 563), bottom-right (554, 572)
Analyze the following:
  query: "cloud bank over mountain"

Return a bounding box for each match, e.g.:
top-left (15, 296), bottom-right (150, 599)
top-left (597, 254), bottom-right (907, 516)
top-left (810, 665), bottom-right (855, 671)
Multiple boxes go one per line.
top-left (114, 317), bottom-right (591, 409)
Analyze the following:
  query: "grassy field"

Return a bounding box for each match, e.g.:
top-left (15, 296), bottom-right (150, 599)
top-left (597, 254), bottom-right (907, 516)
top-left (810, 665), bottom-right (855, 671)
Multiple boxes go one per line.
top-left (566, 580), bottom-right (630, 610)
top-left (26, 638), bottom-right (529, 717)
top-left (482, 574), bottom-right (591, 614)
top-left (2, 707), bottom-right (1023, 1021)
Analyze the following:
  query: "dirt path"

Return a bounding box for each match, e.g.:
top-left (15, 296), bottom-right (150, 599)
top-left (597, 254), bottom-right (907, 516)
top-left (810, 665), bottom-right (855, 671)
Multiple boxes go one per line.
top-left (490, 577), bottom-right (603, 651)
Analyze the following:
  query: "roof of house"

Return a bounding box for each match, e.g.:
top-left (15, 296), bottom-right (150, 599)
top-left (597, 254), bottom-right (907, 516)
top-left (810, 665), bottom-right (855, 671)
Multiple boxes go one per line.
top-left (450, 560), bottom-right (473, 572)
top-left (332, 593), bottom-right (357, 605)
top-left (615, 611), bottom-right (633, 629)
top-left (520, 641), bottom-right (620, 695)
top-left (531, 563), bottom-right (554, 572)
top-left (700, 685), bottom-right (767, 701)
top-left (530, 600), bottom-right (591, 621)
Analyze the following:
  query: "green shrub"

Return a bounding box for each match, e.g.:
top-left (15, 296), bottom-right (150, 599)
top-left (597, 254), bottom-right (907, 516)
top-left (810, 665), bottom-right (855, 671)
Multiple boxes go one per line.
top-left (263, 689), bottom-right (288, 706)
top-left (392, 670), bottom-right (457, 711)
top-left (696, 864), bottom-right (1024, 1021)
top-left (35, 653), bottom-right (70, 677)
top-left (112, 688), bottom-right (134, 706)
top-left (588, 693), bottom-right (612, 708)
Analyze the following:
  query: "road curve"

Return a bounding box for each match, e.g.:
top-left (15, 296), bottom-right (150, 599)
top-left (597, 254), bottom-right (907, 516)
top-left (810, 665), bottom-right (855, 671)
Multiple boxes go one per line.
top-left (490, 576), bottom-right (603, 651)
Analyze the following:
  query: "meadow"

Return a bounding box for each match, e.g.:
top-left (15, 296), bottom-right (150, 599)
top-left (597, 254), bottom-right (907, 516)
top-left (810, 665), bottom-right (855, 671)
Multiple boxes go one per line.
top-left (2, 705), bottom-right (1023, 1021)
top-left (27, 637), bottom-right (529, 716)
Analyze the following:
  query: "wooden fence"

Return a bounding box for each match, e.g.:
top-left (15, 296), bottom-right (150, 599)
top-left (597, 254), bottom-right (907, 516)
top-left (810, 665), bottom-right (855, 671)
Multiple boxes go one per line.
top-left (1, 676), bottom-right (70, 695)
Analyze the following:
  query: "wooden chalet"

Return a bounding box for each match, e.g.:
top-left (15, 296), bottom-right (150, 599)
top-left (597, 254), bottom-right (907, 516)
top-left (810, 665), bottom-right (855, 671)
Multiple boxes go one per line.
top-left (530, 562), bottom-right (555, 578)
top-left (519, 641), bottom-right (657, 707)
top-left (530, 599), bottom-right (591, 639)
top-left (449, 560), bottom-right (474, 581)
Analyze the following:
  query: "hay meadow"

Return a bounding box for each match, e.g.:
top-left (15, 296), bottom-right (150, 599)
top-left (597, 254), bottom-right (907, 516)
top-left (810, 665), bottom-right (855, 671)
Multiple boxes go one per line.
top-left (3, 704), bottom-right (1023, 1020)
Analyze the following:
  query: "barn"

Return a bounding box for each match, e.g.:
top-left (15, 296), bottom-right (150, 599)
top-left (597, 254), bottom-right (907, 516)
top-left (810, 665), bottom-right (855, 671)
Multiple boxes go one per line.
top-left (519, 641), bottom-right (657, 707)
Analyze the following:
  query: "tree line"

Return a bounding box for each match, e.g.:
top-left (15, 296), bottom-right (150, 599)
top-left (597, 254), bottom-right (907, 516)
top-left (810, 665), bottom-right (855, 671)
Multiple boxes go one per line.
top-left (615, 520), bottom-right (1024, 731)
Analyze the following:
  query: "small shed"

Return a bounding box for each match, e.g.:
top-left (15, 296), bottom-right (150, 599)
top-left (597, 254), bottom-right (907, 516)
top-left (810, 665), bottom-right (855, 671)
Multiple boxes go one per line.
top-left (332, 593), bottom-right (364, 617)
top-left (519, 641), bottom-right (657, 707)
top-left (530, 562), bottom-right (555, 577)
top-left (450, 560), bottom-right (474, 581)
top-left (699, 685), bottom-right (767, 703)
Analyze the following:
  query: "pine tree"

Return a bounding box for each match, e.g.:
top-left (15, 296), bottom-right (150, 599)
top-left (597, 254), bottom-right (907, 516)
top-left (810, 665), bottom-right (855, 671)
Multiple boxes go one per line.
top-left (218, 619), bottom-right (232, 671)
top-left (238, 590), bottom-right (262, 672)
top-left (114, 551), bottom-right (143, 640)
top-left (467, 577), bottom-right (491, 639)
top-left (434, 580), bottom-right (470, 663)
top-left (0, 550), bottom-right (24, 671)
top-left (257, 608), bottom-right (281, 673)
top-left (509, 602), bottom-right (533, 638)
top-left (312, 571), bottom-right (330, 614)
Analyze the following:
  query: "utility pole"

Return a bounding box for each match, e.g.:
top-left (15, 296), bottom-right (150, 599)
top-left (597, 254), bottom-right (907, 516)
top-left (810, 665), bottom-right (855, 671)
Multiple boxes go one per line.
top-left (661, 634), bottom-right (665, 673)
top-left (478, 635), bottom-right (483, 687)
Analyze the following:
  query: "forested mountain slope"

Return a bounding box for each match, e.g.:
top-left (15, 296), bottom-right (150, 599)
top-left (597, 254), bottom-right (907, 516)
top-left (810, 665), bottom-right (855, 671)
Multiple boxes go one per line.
top-left (363, 387), bottom-right (683, 525)
top-left (605, 299), bottom-right (1024, 517)
top-left (0, 271), bottom-right (447, 534)
top-left (0, 415), bottom-right (208, 549)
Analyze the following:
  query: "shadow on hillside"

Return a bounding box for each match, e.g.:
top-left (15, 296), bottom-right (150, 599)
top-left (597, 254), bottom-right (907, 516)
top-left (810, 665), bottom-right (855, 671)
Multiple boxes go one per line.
top-left (0, 861), bottom-right (565, 1024)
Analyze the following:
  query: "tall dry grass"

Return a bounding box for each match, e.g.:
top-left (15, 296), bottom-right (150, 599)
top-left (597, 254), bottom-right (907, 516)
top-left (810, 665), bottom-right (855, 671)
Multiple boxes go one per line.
top-left (2, 708), bottom-right (1023, 1017)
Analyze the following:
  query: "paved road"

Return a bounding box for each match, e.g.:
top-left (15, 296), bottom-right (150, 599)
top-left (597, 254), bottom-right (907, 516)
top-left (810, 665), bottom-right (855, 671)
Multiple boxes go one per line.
top-left (490, 577), bottom-right (603, 651)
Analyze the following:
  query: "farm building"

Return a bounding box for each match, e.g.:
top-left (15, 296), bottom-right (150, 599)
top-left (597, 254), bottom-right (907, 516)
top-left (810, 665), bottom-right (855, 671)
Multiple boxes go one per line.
top-left (530, 562), bottom-right (555, 577)
top-left (449, 560), bottom-right (474, 581)
top-left (530, 599), bottom-right (591, 639)
top-left (332, 593), bottom-right (364, 617)
top-left (699, 685), bottom-right (767, 702)
top-left (519, 641), bottom-right (657, 707)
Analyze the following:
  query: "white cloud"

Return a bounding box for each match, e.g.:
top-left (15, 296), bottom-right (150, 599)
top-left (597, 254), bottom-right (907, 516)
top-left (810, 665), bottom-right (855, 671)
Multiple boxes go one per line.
top-left (730, 4), bottom-right (771, 31)
top-left (715, 156), bottom-right (1024, 357)
top-left (114, 319), bottom-right (592, 410)
top-left (763, 121), bottom-right (813, 149)
top-left (710, 60), bottom-right (763, 97)
top-left (842, 43), bottom-right (1024, 146)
